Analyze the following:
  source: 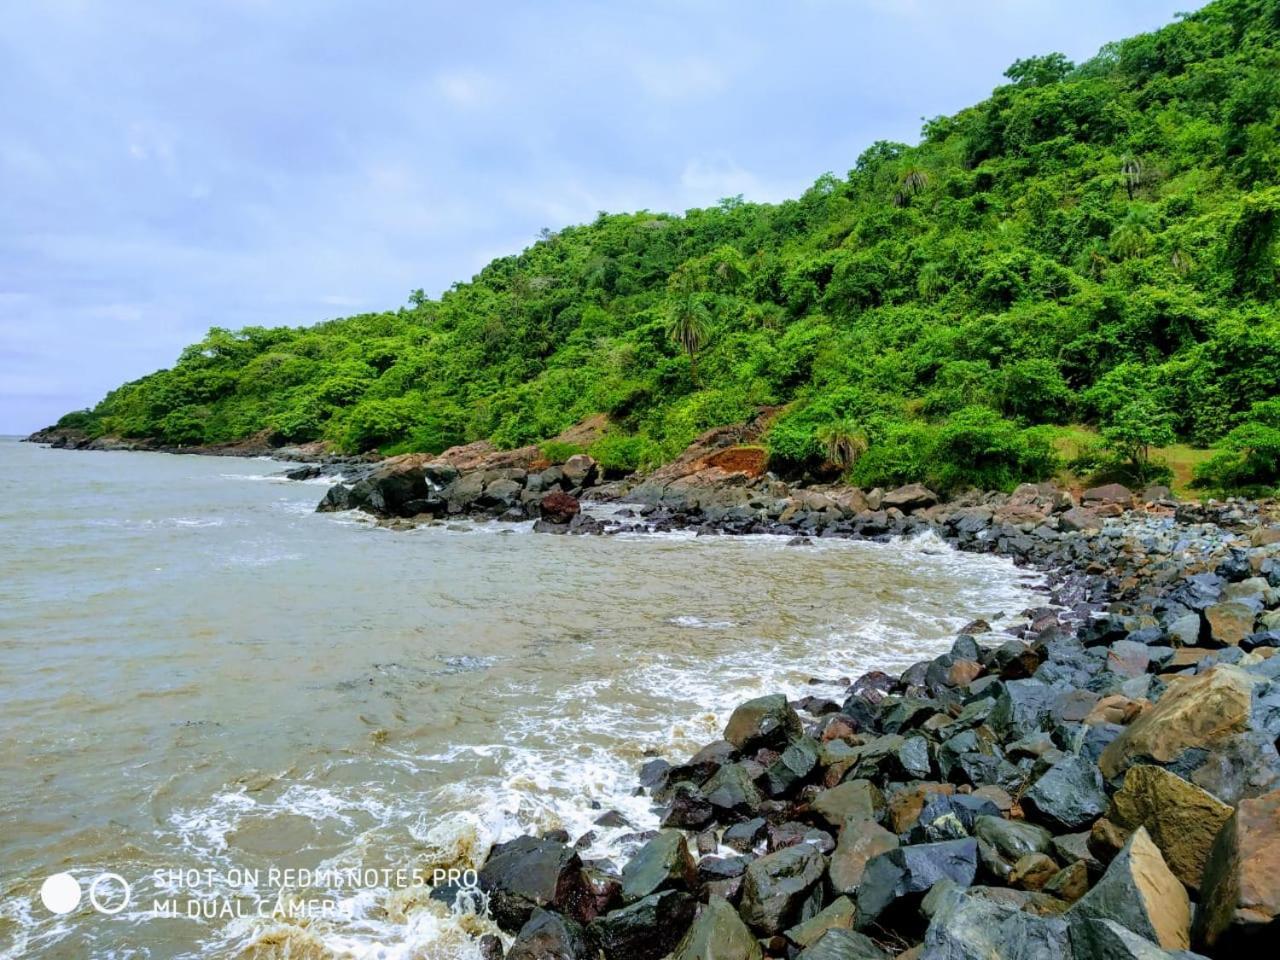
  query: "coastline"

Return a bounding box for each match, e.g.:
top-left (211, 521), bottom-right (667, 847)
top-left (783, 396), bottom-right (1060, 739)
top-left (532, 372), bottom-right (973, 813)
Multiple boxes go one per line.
top-left (22, 432), bottom-right (1280, 956)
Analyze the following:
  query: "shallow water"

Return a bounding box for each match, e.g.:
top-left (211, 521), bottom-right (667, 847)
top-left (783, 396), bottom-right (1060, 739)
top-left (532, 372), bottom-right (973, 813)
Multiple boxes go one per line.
top-left (0, 438), bottom-right (1047, 959)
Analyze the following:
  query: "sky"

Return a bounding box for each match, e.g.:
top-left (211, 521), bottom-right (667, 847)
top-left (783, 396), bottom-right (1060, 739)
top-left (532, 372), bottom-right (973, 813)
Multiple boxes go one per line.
top-left (0, 1), bottom-right (1204, 434)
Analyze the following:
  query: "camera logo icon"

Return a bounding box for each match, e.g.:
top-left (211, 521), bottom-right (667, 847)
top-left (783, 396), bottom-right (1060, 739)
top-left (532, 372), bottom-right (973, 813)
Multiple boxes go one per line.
top-left (40, 872), bottom-right (132, 915)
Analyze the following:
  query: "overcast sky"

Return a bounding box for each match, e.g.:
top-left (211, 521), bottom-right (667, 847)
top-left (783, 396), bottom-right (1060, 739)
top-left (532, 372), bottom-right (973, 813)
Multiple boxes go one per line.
top-left (0, 1), bottom-right (1201, 434)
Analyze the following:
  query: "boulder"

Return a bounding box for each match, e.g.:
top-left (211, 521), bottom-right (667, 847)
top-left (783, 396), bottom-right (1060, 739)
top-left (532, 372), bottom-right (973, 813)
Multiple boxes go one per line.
top-left (1204, 602), bottom-right (1257, 647)
top-left (974, 815), bottom-right (1053, 862)
top-left (661, 783), bottom-right (714, 829)
top-left (920, 885), bottom-right (1071, 959)
top-left (786, 896), bottom-right (855, 947)
top-left (1194, 785), bottom-right (1280, 949)
top-left (810, 780), bottom-right (885, 829)
top-left (478, 835), bottom-right (591, 932)
top-left (1009, 853), bottom-right (1058, 891)
top-left (1022, 755), bottom-right (1108, 831)
top-left (1060, 506), bottom-right (1104, 533)
top-left (797, 928), bottom-right (890, 960)
top-left (506, 908), bottom-right (589, 960)
top-left (703, 761), bottom-right (766, 818)
top-left (539, 490), bottom-right (581, 524)
top-left (671, 896), bottom-right (761, 960)
top-left (724, 694), bottom-right (803, 752)
top-left (830, 819), bottom-right (899, 894)
top-left (587, 890), bottom-right (696, 960)
top-left (1083, 484), bottom-right (1134, 505)
top-left (855, 839), bottom-right (979, 931)
top-left (738, 843), bottom-right (827, 935)
top-left (621, 830), bottom-right (694, 903)
top-left (1108, 765), bottom-right (1233, 891)
top-left (1070, 918), bottom-right (1209, 960)
top-left (561, 454), bottom-right (598, 487)
top-left (1068, 826), bottom-right (1191, 950)
top-left (1099, 666), bottom-right (1255, 781)
top-left (882, 483), bottom-right (940, 513)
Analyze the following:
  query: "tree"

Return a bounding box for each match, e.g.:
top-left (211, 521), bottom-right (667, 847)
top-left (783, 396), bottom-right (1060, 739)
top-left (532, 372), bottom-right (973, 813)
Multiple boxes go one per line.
top-left (1120, 154), bottom-right (1145, 201)
top-left (664, 294), bottom-right (712, 387)
top-left (1101, 398), bottom-right (1176, 482)
top-left (1004, 53), bottom-right (1074, 87)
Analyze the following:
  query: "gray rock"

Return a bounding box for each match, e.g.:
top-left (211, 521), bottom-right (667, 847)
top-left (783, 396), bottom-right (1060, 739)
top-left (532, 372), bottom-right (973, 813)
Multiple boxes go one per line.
top-left (739, 843), bottom-right (827, 935)
top-left (1022, 755), bottom-right (1108, 831)
top-left (507, 908), bottom-right (589, 960)
top-left (620, 830), bottom-right (693, 903)
top-left (856, 839), bottom-right (979, 930)
top-left (1070, 918), bottom-right (1209, 959)
top-left (478, 835), bottom-right (590, 932)
top-left (920, 885), bottom-right (1071, 959)
top-left (587, 890), bottom-right (696, 960)
top-left (797, 928), bottom-right (890, 960)
top-left (671, 896), bottom-right (761, 960)
top-left (724, 694), bottom-right (803, 752)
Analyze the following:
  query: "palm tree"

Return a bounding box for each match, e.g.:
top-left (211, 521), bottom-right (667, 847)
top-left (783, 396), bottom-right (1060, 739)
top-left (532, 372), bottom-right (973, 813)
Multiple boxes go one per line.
top-left (1120, 155), bottom-right (1145, 201)
top-left (1110, 206), bottom-right (1157, 260)
top-left (665, 294), bottom-right (712, 387)
top-left (817, 421), bottom-right (868, 472)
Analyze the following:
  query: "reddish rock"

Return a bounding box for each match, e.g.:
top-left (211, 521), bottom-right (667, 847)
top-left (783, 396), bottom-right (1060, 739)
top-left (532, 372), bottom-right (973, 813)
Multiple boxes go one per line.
top-left (1196, 786), bottom-right (1280, 949)
top-left (539, 491), bottom-right (581, 524)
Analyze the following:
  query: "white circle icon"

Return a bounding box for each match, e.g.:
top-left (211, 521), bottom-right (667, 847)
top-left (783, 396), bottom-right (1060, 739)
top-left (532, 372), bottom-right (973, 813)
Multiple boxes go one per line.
top-left (40, 873), bottom-right (82, 915)
top-left (88, 873), bottom-right (131, 915)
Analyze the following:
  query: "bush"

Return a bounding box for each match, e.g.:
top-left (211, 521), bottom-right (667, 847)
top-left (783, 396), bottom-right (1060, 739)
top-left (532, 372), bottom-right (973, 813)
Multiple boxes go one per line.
top-left (588, 431), bottom-right (663, 477)
top-left (538, 440), bottom-right (585, 464)
top-left (930, 407), bottom-right (1059, 492)
top-left (1099, 397), bottom-right (1176, 484)
top-left (1192, 399), bottom-right (1280, 494)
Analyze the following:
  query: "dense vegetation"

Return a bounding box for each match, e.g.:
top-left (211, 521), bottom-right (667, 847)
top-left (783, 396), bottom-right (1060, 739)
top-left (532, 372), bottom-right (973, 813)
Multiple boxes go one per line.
top-left (57, 0), bottom-right (1280, 494)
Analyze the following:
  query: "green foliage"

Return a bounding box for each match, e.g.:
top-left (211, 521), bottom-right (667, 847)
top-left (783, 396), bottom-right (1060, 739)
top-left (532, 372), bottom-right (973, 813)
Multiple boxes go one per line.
top-left (1193, 399), bottom-right (1280, 494)
top-left (538, 440), bottom-right (585, 464)
top-left (56, 0), bottom-right (1280, 494)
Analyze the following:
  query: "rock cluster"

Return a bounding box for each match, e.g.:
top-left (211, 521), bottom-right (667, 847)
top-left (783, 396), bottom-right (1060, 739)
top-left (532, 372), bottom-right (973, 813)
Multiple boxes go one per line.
top-left (467, 480), bottom-right (1280, 958)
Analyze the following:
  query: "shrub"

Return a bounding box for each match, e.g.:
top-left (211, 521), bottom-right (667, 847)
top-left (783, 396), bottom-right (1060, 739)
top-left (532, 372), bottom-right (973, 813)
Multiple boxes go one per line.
top-left (588, 431), bottom-right (663, 477)
top-left (930, 407), bottom-right (1059, 492)
top-left (539, 440), bottom-right (585, 464)
top-left (1099, 397), bottom-right (1176, 484)
top-left (1192, 399), bottom-right (1280, 494)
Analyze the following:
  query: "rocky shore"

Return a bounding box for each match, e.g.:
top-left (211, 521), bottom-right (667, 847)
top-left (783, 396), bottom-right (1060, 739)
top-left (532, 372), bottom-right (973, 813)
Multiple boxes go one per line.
top-left (27, 426), bottom-right (1280, 956)
top-left (300, 437), bottom-right (1280, 958)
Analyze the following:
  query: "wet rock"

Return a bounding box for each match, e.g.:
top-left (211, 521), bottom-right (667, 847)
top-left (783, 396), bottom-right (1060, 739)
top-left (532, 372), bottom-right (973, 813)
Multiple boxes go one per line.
top-left (855, 839), bottom-right (979, 931)
top-left (477, 933), bottom-right (504, 960)
top-left (317, 483), bottom-right (357, 511)
top-left (797, 928), bottom-right (890, 960)
top-left (725, 694), bottom-right (803, 752)
top-left (1099, 666), bottom-right (1255, 782)
top-left (661, 783), bottom-right (713, 829)
top-left (479, 835), bottom-right (591, 932)
top-left (538, 490), bottom-right (581, 524)
top-left (1108, 765), bottom-right (1232, 891)
top-left (765, 736), bottom-right (820, 796)
top-left (621, 830), bottom-right (694, 903)
top-left (739, 843), bottom-right (827, 935)
top-left (587, 890), bottom-right (696, 960)
top-left (1022, 754), bottom-right (1108, 831)
top-left (703, 761), bottom-right (765, 819)
top-left (1195, 785), bottom-right (1280, 949)
top-left (830, 819), bottom-right (899, 894)
top-left (506, 908), bottom-right (589, 960)
top-left (908, 794), bottom-right (1001, 844)
top-left (882, 483), bottom-right (939, 513)
top-left (671, 896), bottom-right (761, 960)
top-left (810, 780), bottom-right (885, 829)
top-left (1068, 826), bottom-right (1191, 950)
top-left (638, 758), bottom-right (671, 792)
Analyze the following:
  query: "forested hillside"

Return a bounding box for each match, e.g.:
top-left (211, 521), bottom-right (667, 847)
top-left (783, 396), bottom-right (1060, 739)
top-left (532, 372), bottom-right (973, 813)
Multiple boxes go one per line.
top-left (55, 0), bottom-right (1280, 494)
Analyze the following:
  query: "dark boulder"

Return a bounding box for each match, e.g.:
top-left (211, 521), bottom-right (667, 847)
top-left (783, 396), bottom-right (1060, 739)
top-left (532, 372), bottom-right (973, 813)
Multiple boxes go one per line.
top-left (478, 835), bottom-right (591, 932)
top-left (671, 896), bottom-right (762, 960)
top-left (724, 694), bottom-right (803, 752)
top-left (587, 890), bottom-right (696, 960)
top-left (921, 885), bottom-right (1071, 959)
top-left (855, 839), bottom-right (979, 931)
top-left (506, 908), bottom-right (589, 960)
top-left (620, 830), bottom-right (694, 903)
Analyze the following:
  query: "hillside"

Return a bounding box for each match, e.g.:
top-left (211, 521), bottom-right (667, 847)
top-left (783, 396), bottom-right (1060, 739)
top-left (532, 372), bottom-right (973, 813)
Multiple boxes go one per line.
top-left (49, 0), bottom-right (1280, 495)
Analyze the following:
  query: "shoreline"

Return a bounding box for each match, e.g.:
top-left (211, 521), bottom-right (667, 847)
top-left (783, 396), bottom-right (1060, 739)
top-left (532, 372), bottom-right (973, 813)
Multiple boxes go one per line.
top-left (22, 434), bottom-right (1280, 956)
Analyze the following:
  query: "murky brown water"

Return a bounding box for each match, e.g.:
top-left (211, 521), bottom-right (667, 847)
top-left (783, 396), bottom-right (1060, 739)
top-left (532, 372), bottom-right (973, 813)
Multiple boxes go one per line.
top-left (0, 438), bottom-right (1046, 959)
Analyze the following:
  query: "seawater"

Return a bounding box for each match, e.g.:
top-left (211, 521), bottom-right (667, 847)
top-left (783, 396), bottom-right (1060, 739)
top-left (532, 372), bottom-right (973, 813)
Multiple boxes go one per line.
top-left (0, 438), bottom-right (1047, 959)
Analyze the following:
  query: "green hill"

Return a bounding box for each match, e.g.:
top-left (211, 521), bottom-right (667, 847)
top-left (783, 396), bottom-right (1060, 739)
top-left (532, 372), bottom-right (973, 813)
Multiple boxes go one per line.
top-left (54, 0), bottom-right (1280, 495)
